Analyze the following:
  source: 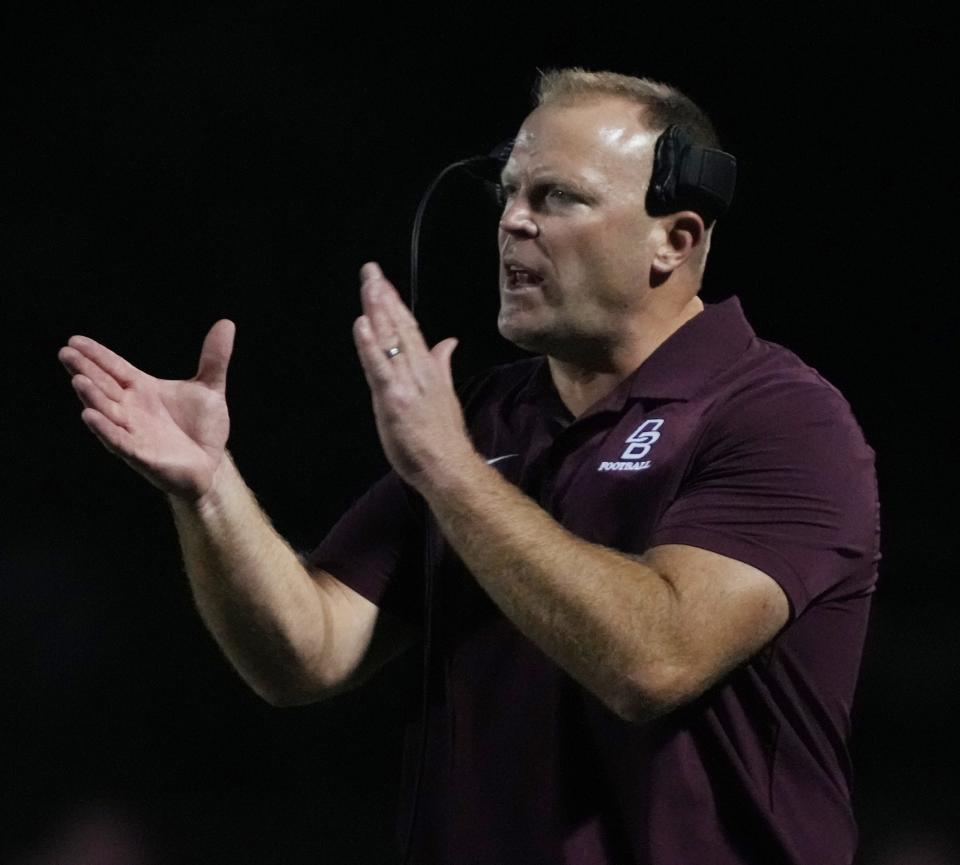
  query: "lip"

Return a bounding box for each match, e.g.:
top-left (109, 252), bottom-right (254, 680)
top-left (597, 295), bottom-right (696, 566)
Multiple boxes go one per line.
top-left (501, 280), bottom-right (543, 296)
top-left (501, 257), bottom-right (545, 291)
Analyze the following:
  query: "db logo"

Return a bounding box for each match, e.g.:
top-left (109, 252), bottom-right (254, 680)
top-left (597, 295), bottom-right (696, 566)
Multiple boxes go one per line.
top-left (621, 419), bottom-right (664, 460)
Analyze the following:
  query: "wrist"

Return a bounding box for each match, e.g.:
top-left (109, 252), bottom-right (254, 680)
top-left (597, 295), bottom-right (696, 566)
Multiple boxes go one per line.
top-left (414, 445), bottom-right (497, 505)
top-left (169, 451), bottom-right (238, 520)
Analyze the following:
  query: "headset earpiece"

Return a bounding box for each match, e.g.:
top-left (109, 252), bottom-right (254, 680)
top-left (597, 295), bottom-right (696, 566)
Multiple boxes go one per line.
top-left (476, 128), bottom-right (735, 224)
top-left (646, 125), bottom-right (737, 224)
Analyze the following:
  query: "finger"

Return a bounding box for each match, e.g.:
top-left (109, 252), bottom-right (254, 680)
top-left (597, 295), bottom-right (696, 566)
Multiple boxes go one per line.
top-left (72, 375), bottom-right (129, 429)
top-left (195, 319), bottom-right (235, 391)
top-left (375, 274), bottom-right (423, 339)
top-left (430, 337), bottom-right (459, 387)
top-left (360, 276), bottom-right (406, 368)
top-left (80, 407), bottom-right (137, 457)
top-left (359, 261), bottom-right (385, 283)
top-left (359, 273), bottom-right (433, 384)
top-left (383, 287), bottom-right (431, 361)
top-left (59, 346), bottom-right (125, 400)
top-left (361, 264), bottom-right (429, 359)
top-left (66, 335), bottom-right (142, 387)
top-left (353, 315), bottom-right (395, 390)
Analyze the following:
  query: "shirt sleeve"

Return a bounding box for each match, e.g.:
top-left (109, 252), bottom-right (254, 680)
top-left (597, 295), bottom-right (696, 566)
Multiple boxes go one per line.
top-left (304, 471), bottom-right (424, 626)
top-left (648, 375), bottom-right (880, 618)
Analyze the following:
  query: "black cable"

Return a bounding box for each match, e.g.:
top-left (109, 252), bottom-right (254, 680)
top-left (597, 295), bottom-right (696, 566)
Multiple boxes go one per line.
top-left (398, 141), bottom-right (512, 865)
top-left (409, 159), bottom-right (475, 315)
top-left (408, 141), bottom-right (512, 313)
top-left (397, 505), bottom-right (438, 865)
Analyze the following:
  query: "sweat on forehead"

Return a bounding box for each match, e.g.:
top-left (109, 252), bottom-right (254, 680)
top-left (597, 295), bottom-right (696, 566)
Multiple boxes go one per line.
top-left (512, 98), bottom-right (658, 163)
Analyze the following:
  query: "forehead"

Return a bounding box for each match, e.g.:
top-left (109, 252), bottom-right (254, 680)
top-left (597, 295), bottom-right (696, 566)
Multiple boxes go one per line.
top-left (503, 96), bottom-right (657, 186)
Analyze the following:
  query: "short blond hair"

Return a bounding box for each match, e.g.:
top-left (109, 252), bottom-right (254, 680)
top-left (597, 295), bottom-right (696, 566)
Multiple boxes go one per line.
top-left (535, 68), bottom-right (721, 150)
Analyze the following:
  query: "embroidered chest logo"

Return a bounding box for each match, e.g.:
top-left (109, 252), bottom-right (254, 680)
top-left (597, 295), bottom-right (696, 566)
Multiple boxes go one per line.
top-left (598, 419), bottom-right (664, 472)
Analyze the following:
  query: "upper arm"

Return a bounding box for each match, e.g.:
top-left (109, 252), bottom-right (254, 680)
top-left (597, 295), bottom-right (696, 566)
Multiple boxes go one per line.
top-left (625, 377), bottom-right (876, 718)
top-left (307, 565), bottom-right (419, 698)
top-left (631, 543), bottom-right (789, 713)
top-left (648, 375), bottom-right (878, 617)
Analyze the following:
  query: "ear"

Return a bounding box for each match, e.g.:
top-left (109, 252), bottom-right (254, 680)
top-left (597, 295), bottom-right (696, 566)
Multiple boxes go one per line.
top-left (651, 211), bottom-right (706, 277)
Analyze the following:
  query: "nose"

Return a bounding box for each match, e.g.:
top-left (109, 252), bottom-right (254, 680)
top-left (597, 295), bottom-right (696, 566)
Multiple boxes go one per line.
top-left (498, 198), bottom-right (539, 238)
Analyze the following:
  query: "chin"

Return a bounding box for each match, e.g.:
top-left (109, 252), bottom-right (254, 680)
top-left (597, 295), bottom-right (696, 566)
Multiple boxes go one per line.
top-left (498, 314), bottom-right (614, 366)
top-left (498, 321), bottom-right (571, 359)
top-left (498, 313), bottom-right (548, 354)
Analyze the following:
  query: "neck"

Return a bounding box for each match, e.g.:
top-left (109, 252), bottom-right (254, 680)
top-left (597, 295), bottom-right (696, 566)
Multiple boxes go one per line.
top-left (548, 293), bottom-right (704, 417)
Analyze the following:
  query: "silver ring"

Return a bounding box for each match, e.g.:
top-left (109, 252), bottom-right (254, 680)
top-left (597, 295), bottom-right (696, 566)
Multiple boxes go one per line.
top-left (384, 346), bottom-right (402, 360)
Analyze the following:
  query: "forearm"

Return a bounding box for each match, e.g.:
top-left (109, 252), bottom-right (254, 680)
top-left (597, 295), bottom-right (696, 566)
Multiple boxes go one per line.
top-left (352, 264), bottom-right (787, 721)
top-left (168, 452), bottom-right (330, 705)
top-left (419, 454), bottom-right (682, 721)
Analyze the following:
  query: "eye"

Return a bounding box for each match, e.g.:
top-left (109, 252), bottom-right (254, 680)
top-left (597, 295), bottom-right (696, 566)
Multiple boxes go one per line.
top-left (494, 183), bottom-right (516, 208)
top-left (544, 186), bottom-right (578, 206)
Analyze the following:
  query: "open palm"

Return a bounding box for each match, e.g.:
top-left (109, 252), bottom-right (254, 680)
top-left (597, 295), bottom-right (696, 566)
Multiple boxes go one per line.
top-left (59, 320), bottom-right (236, 500)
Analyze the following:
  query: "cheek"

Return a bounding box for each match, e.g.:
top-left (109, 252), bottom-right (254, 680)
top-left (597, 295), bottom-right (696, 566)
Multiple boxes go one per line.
top-left (577, 240), bottom-right (651, 313)
top-left (595, 221), bottom-right (653, 281)
top-left (548, 213), bottom-right (652, 303)
top-left (576, 236), bottom-right (642, 285)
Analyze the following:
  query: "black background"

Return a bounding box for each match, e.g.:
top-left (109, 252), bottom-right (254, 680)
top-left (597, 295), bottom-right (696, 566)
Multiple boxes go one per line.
top-left (3, 4), bottom-right (956, 863)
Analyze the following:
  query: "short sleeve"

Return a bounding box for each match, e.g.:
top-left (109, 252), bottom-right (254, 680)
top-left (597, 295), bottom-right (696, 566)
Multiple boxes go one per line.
top-left (304, 471), bottom-right (424, 625)
top-left (648, 376), bottom-right (880, 618)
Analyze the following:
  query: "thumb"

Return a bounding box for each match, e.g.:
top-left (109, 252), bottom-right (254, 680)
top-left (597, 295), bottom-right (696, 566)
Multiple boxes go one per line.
top-left (195, 319), bottom-right (236, 390)
top-left (431, 337), bottom-right (459, 386)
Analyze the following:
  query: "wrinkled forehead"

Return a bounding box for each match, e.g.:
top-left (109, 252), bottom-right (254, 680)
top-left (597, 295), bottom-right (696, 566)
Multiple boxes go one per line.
top-left (503, 97), bottom-right (658, 185)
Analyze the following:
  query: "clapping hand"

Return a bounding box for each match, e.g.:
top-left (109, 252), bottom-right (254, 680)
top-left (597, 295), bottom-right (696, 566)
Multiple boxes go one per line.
top-left (59, 320), bottom-right (236, 501)
top-left (352, 262), bottom-right (475, 491)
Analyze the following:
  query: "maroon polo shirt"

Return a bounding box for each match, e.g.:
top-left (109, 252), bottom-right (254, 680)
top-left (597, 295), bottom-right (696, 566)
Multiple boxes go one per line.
top-left (307, 297), bottom-right (880, 865)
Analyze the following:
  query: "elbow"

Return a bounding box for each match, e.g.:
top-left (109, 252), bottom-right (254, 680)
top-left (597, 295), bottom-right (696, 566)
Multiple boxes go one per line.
top-left (257, 682), bottom-right (337, 708)
top-left (244, 670), bottom-right (334, 709)
top-left (258, 686), bottom-right (318, 708)
top-left (610, 663), bottom-right (700, 724)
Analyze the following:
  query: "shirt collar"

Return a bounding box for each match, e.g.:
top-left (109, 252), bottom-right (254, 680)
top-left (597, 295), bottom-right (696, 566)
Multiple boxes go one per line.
top-left (621, 295), bottom-right (755, 403)
top-left (516, 296), bottom-right (755, 413)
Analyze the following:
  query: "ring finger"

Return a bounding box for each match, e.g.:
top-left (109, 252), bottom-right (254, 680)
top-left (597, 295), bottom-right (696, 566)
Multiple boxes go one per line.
top-left (362, 279), bottom-right (408, 370)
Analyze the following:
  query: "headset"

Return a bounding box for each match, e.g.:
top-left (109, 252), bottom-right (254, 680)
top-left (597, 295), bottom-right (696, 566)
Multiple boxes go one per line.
top-left (399, 126), bottom-right (736, 865)
top-left (409, 126), bottom-right (736, 312)
top-left (645, 125), bottom-right (737, 223)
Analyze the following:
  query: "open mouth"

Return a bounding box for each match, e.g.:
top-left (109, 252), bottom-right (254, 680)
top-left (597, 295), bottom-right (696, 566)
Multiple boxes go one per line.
top-left (504, 264), bottom-right (544, 288)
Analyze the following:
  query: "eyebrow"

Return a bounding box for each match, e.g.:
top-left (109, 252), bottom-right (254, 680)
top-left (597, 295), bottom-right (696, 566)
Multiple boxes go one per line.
top-left (502, 166), bottom-right (574, 185)
top-left (499, 169), bottom-right (595, 200)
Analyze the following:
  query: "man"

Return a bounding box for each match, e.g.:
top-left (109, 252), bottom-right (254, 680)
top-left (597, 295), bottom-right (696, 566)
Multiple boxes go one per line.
top-left (59, 70), bottom-right (879, 864)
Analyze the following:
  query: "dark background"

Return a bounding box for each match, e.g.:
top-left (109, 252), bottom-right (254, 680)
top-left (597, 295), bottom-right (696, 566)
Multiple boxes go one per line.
top-left (2, 4), bottom-right (955, 864)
